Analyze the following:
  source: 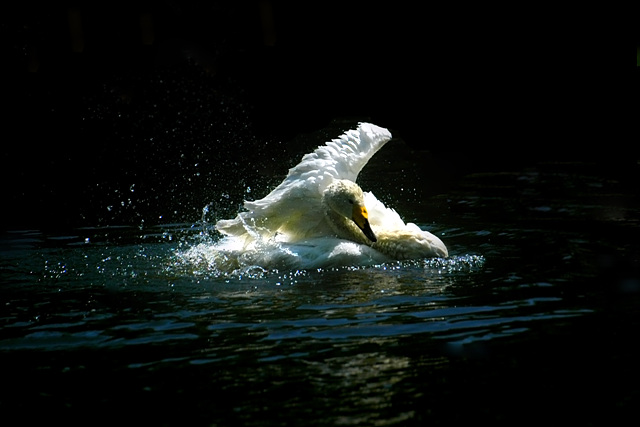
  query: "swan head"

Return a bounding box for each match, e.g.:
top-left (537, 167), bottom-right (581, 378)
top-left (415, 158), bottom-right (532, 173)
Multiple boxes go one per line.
top-left (323, 180), bottom-right (377, 243)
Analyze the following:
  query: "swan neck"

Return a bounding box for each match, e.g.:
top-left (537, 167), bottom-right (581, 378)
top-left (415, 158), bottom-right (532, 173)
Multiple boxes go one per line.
top-left (322, 197), bottom-right (370, 245)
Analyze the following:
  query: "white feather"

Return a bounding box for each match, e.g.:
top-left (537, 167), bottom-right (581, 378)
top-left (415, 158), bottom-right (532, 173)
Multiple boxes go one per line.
top-left (217, 123), bottom-right (392, 243)
top-left (213, 122), bottom-right (447, 271)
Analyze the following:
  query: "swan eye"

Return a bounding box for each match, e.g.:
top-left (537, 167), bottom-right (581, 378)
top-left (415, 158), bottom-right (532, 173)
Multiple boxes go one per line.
top-left (347, 199), bottom-right (354, 205)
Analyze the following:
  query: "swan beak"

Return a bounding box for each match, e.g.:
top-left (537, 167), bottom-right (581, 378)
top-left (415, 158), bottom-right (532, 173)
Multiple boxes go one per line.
top-left (352, 205), bottom-right (377, 243)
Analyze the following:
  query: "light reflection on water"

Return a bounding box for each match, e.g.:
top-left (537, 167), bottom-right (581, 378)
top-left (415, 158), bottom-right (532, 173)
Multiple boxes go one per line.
top-left (0, 224), bottom-right (594, 357)
top-left (1, 161), bottom-right (638, 425)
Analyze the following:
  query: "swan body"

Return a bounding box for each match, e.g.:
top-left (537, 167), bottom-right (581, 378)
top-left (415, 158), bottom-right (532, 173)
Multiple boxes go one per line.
top-left (214, 123), bottom-right (447, 270)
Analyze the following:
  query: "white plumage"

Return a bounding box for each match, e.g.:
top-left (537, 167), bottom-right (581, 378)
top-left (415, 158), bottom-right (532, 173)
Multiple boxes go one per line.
top-left (214, 123), bottom-right (447, 270)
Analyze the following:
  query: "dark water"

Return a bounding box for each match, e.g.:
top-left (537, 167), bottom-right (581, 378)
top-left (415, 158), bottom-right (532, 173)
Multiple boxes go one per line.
top-left (2, 156), bottom-right (639, 426)
top-left (2, 3), bottom-right (634, 424)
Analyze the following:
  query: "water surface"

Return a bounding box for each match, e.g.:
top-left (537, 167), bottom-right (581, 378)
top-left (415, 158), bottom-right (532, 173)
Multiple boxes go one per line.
top-left (1, 158), bottom-right (638, 425)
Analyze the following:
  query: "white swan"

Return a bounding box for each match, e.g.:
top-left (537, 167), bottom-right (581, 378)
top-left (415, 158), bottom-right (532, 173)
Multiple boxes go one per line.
top-left (214, 123), bottom-right (447, 269)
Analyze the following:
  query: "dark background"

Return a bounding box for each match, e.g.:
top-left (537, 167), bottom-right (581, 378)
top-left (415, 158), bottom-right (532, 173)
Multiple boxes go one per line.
top-left (1, 2), bottom-right (634, 230)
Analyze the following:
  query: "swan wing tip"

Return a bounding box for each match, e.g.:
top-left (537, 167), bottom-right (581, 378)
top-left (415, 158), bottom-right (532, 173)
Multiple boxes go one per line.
top-left (358, 122), bottom-right (392, 143)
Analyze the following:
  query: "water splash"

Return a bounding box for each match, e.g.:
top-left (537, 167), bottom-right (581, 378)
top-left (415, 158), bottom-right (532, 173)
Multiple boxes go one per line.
top-left (173, 229), bottom-right (485, 280)
top-left (419, 254), bottom-right (486, 273)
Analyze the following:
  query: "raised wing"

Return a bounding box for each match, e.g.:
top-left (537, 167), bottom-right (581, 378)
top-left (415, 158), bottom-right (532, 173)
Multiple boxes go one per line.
top-left (289, 122), bottom-right (392, 186)
top-left (247, 123), bottom-right (391, 210)
top-left (216, 123), bottom-right (392, 241)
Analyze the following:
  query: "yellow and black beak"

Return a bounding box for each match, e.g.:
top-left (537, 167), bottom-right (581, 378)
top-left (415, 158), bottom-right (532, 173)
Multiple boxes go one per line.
top-left (352, 205), bottom-right (377, 242)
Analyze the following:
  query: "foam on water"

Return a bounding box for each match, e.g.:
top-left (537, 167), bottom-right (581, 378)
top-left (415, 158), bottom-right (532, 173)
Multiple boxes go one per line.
top-left (173, 230), bottom-right (485, 279)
